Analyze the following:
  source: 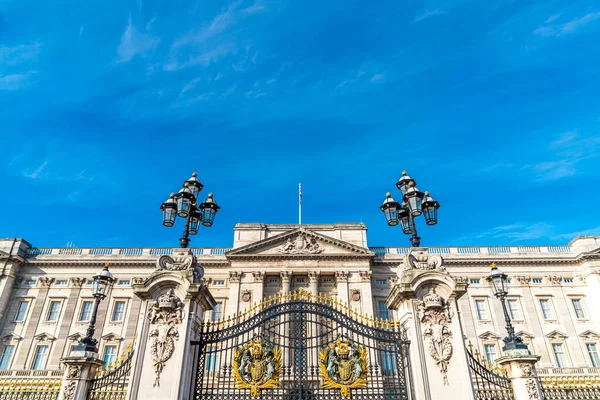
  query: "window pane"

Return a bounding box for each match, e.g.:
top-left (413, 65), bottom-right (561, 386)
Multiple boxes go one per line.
top-left (79, 301), bottom-right (93, 321)
top-left (484, 344), bottom-right (497, 362)
top-left (586, 344), bottom-right (600, 368)
top-left (552, 344), bottom-right (567, 368)
top-left (378, 301), bottom-right (390, 320)
top-left (0, 346), bottom-right (14, 369)
top-left (211, 302), bottom-right (223, 321)
top-left (15, 301), bottom-right (29, 322)
top-left (112, 302), bottom-right (125, 321)
top-left (475, 300), bottom-right (488, 320)
top-left (103, 346), bottom-right (117, 368)
top-left (382, 348), bottom-right (396, 371)
top-left (572, 299), bottom-right (585, 319)
top-left (539, 300), bottom-right (553, 319)
top-left (47, 301), bottom-right (61, 321)
top-left (32, 346), bottom-right (48, 370)
top-left (508, 300), bottom-right (520, 320)
top-left (206, 346), bottom-right (219, 371)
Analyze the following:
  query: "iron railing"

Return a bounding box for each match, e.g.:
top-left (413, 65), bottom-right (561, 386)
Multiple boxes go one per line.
top-left (540, 375), bottom-right (600, 399)
top-left (87, 344), bottom-right (134, 400)
top-left (466, 343), bottom-right (514, 400)
top-left (0, 377), bottom-right (61, 400)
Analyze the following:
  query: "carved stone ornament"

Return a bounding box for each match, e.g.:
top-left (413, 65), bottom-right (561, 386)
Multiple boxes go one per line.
top-left (308, 271), bottom-right (320, 283)
top-left (156, 253), bottom-right (200, 275)
top-left (335, 271), bottom-right (349, 283)
top-left (253, 271), bottom-right (265, 283)
top-left (319, 336), bottom-right (368, 398)
top-left (453, 276), bottom-right (469, 284)
top-left (241, 290), bottom-right (252, 303)
top-left (350, 290), bottom-right (361, 302)
top-left (69, 277), bottom-right (85, 287)
top-left (67, 365), bottom-right (81, 379)
top-left (132, 277), bottom-right (145, 285)
top-left (398, 248), bottom-right (445, 275)
top-left (525, 378), bottom-right (540, 400)
top-left (62, 380), bottom-right (77, 400)
top-left (229, 271), bottom-right (242, 283)
top-left (277, 234), bottom-right (324, 254)
top-left (515, 276), bottom-right (531, 285)
top-left (280, 271), bottom-right (291, 283)
top-left (520, 363), bottom-right (534, 377)
top-left (39, 277), bottom-right (54, 287)
top-left (233, 334), bottom-right (282, 398)
top-left (547, 276), bottom-right (562, 285)
top-left (148, 289), bottom-right (184, 388)
top-left (417, 288), bottom-right (453, 385)
top-left (359, 271), bottom-right (371, 282)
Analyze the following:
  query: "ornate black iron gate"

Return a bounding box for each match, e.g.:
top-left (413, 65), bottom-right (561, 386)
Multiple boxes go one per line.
top-left (192, 289), bottom-right (412, 400)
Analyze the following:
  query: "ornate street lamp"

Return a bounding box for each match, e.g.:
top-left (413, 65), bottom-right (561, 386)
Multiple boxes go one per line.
top-left (487, 263), bottom-right (529, 353)
top-left (160, 173), bottom-right (221, 248)
top-left (380, 171), bottom-right (440, 247)
top-left (74, 264), bottom-right (115, 353)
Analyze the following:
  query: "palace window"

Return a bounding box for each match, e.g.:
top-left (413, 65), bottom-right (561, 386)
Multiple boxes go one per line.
top-left (532, 278), bottom-right (543, 284)
top-left (507, 300), bottom-right (521, 320)
top-left (46, 301), bottom-right (62, 322)
top-left (0, 346), bottom-right (14, 369)
top-left (322, 278), bottom-right (333, 284)
top-left (470, 279), bottom-right (480, 284)
top-left (31, 345), bottom-right (48, 370)
top-left (103, 346), bottom-right (117, 368)
top-left (25, 280), bottom-right (36, 286)
top-left (375, 280), bottom-right (387, 285)
top-left (484, 344), bottom-right (497, 362)
top-left (15, 301), bottom-right (29, 322)
top-left (378, 301), bottom-right (390, 320)
top-left (55, 280), bottom-right (67, 286)
top-left (382, 348), bottom-right (396, 371)
top-left (213, 280), bottom-right (225, 286)
top-left (552, 343), bottom-right (568, 368)
top-left (206, 346), bottom-right (219, 371)
top-left (586, 343), bottom-right (600, 368)
top-left (118, 280), bottom-right (130, 286)
top-left (539, 299), bottom-right (554, 320)
top-left (211, 302), bottom-right (223, 321)
top-left (571, 299), bottom-right (585, 319)
top-left (112, 301), bottom-right (126, 322)
top-left (475, 300), bottom-right (489, 320)
top-left (79, 301), bottom-right (93, 321)
top-left (564, 278), bottom-right (573, 283)
top-left (296, 278), bottom-right (305, 284)
top-left (269, 278), bottom-right (279, 284)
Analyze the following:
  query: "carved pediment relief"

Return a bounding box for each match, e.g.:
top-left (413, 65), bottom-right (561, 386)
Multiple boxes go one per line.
top-left (101, 333), bottom-right (124, 342)
top-left (579, 330), bottom-right (600, 340)
top-left (0, 250), bottom-right (9, 259)
top-left (1, 333), bottom-right (23, 343)
top-left (516, 330), bottom-right (535, 339)
top-left (545, 330), bottom-right (568, 340)
top-left (478, 331), bottom-right (502, 341)
top-left (226, 228), bottom-right (373, 258)
top-left (34, 332), bottom-right (56, 342)
top-left (67, 332), bottom-right (85, 342)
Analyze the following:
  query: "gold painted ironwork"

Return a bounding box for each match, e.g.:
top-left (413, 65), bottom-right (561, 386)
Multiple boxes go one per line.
top-left (232, 334), bottom-right (282, 398)
top-left (206, 288), bottom-right (404, 331)
top-left (0, 377), bottom-right (61, 398)
top-left (319, 337), bottom-right (368, 398)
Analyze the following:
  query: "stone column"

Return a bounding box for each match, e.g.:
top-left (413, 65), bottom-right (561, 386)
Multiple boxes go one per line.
top-left (252, 271), bottom-right (265, 302)
top-left (280, 272), bottom-right (291, 294)
top-left (386, 249), bottom-right (475, 400)
top-left (129, 250), bottom-right (216, 400)
top-left (358, 271), bottom-right (374, 316)
top-left (58, 357), bottom-right (104, 400)
top-left (497, 355), bottom-right (544, 400)
top-left (335, 271), bottom-right (349, 304)
top-left (308, 271), bottom-right (319, 295)
top-left (227, 271), bottom-right (242, 317)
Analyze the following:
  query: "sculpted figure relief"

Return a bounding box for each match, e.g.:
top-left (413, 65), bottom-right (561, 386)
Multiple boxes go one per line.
top-left (417, 288), bottom-right (454, 385)
top-left (277, 234), bottom-right (324, 254)
top-left (232, 334), bottom-right (281, 398)
top-left (147, 289), bottom-right (184, 388)
top-left (319, 336), bottom-right (368, 398)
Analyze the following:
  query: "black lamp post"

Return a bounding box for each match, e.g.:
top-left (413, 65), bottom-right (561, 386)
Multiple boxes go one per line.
top-left (487, 263), bottom-right (529, 353)
top-left (74, 264), bottom-right (115, 353)
top-left (160, 172), bottom-right (221, 248)
top-left (380, 171), bottom-right (440, 247)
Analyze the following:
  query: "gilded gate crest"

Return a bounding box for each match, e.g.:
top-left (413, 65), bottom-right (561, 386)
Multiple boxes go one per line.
top-left (232, 334), bottom-right (281, 398)
top-left (319, 337), bottom-right (368, 398)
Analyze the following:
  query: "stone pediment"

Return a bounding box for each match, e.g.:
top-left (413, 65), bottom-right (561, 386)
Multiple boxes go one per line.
top-left (226, 228), bottom-right (373, 259)
top-left (478, 331), bottom-right (502, 341)
top-left (0, 250), bottom-right (9, 259)
top-left (101, 332), bottom-right (124, 342)
top-left (545, 330), bottom-right (568, 340)
top-left (34, 332), bottom-right (56, 342)
top-left (516, 330), bottom-right (535, 339)
top-left (1, 333), bottom-right (23, 343)
top-left (68, 332), bottom-right (85, 342)
top-left (579, 330), bottom-right (600, 340)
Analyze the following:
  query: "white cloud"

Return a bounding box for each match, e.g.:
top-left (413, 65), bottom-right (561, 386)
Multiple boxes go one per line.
top-left (179, 77), bottom-right (202, 97)
top-left (551, 226), bottom-right (600, 240)
top-left (0, 43), bottom-right (41, 66)
top-left (370, 73), bottom-right (385, 82)
top-left (535, 12), bottom-right (600, 37)
top-left (476, 223), bottom-right (554, 242)
top-left (23, 160), bottom-right (48, 179)
top-left (545, 14), bottom-right (561, 23)
top-left (117, 15), bottom-right (160, 63)
top-left (533, 160), bottom-right (577, 180)
top-left (0, 73), bottom-right (34, 90)
top-left (414, 9), bottom-right (443, 23)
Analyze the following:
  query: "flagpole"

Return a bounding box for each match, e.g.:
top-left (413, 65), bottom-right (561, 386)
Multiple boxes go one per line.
top-left (299, 183), bottom-right (302, 225)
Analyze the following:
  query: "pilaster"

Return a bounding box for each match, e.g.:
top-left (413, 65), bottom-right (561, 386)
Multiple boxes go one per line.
top-left (280, 272), bottom-right (291, 294)
top-left (308, 271), bottom-right (319, 295)
top-left (252, 271), bottom-right (265, 303)
top-left (58, 356), bottom-right (104, 400)
top-left (335, 271), bottom-right (349, 304)
top-left (227, 271), bottom-right (242, 317)
top-left (497, 355), bottom-right (543, 400)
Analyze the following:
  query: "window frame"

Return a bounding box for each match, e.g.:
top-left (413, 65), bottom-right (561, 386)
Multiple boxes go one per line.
top-left (585, 343), bottom-right (600, 368)
top-left (507, 298), bottom-right (522, 321)
top-left (378, 300), bottom-right (390, 321)
top-left (484, 344), bottom-right (498, 362)
top-left (14, 300), bottom-right (30, 322)
top-left (31, 345), bottom-right (49, 370)
top-left (79, 300), bottom-right (94, 322)
top-left (538, 298), bottom-right (555, 320)
top-left (551, 343), bottom-right (569, 368)
top-left (0, 345), bottom-right (15, 370)
top-left (102, 345), bottom-right (118, 368)
top-left (474, 299), bottom-right (490, 321)
top-left (45, 300), bottom-right (63, 322)
top-left (211, 302), bottom-right (223, 322)
top-left (569, 298), bottom-right (587, 320)
top-left (111, 300), bottom-right (127, 322)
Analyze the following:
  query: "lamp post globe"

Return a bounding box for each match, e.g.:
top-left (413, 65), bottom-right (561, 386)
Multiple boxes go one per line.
top-left (380, 171), bottom-right (440, 247)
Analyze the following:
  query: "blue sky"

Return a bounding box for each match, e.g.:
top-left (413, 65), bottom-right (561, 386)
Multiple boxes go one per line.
top-left (1, 0), bottom-right (599, 248)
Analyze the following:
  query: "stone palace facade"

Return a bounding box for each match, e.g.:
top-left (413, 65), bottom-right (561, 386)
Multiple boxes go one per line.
top-left (0, 223), bottom-right (599, 399)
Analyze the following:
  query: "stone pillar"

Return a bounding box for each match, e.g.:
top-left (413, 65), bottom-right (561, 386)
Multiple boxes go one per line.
top-left (308, 271), bottom-right (319, 295)
top-left (227, 271), bottom-right (242, 317)
top-left (335, 271), bottom-right (349, 304)
top-left (252, 271), bottom-right (265, 302)
top-left (58, 357), bottom-right (104, 400)
top-left (497, 355), bottom-right (544, 400)
top-left (358, 271), bottom-right (374, 316)
top-left (280, 272), bottom-right (291, 293)
top-left (386, 248), bottom-right (475, 400)
top-left (129, 250), bottom-right (216, 400)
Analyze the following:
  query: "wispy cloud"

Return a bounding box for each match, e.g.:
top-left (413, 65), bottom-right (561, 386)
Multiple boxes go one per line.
top-left (23, 160), bottom-right (48, 179)
top-left (0, 72), bottom-right (35, 91)
top-left (370, 73), bottom-right (385, 82)
top-left (476, 223), bottom-right (554, 242)
top-left (179, 77), bottom-right (201, 97)
top-left (414, 8), bottom-right (443, 23)
top-left (545, 14), bottom-right (561, 23)
top-left (117, 15), bottom-right (160, 62)
top-left (0, 43), bottom-right (41, 66)
top-left (551, 226), bottom-right (600, 240)
top-left (535, 12), bottom-right (600, 37)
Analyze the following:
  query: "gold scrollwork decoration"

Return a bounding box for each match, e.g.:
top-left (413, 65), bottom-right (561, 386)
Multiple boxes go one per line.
top-left (232, 334), bottom-right (281, 398)
top-left (319, 337), bottom-right (368, 398)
